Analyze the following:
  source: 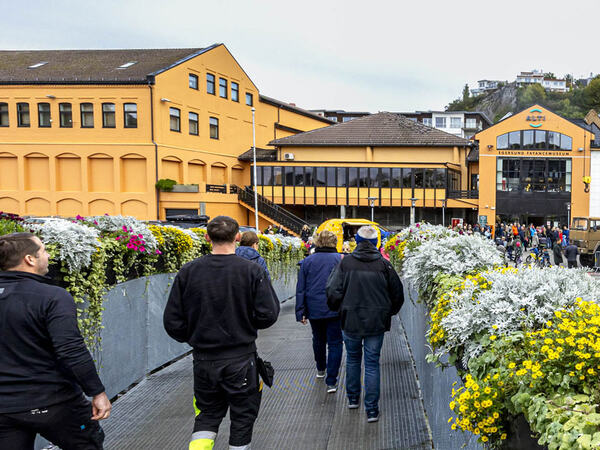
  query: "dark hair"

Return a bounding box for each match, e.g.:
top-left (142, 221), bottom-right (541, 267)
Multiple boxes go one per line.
top-left (0, 232), bottom-right (41, 270)
top-left (240, 231), bottom-right (259, 247)
top-left (207, 216), bottom-right (239, 244)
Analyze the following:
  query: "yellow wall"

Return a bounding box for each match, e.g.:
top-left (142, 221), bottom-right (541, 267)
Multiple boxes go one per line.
top-left (0, 44), bottom-right (330, 221)
top-left (474, 104), bottom-right (592, 225)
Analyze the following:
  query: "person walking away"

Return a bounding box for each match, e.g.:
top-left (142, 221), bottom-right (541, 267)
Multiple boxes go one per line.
top-left (300, 225), bottom-right (311, 242)
top-left (553, 240), bottom-right (564, 267)
top-left (326, 226), bottom-right (404, 423)
top-left (562, 225), bottom-right (570, 247)
top-left (235, 231), bottom-right (270, 281)
top-left (164, 216), bottom-right (280, 450)
top-left (295, 231), bottom-right (343, 393)
top-left (565, 242), bottom-right (579, 268)
top-left (0, 233), bottom-right (111, 450)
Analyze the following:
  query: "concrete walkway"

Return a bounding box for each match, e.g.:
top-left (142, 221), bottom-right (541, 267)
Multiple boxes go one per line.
top-left (101, 301), bottom-right (433, 450)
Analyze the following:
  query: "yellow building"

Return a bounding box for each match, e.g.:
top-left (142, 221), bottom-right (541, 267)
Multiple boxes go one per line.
top-left (0, 44), bottom-right (331, 226)
top-left (473, 105), bottom-right (594, 227)
top-left (263, 112), bottom-right (475, 227)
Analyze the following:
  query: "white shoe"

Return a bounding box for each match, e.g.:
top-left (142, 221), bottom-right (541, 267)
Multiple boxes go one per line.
top-left (316, 370), bottom-right (326, 378)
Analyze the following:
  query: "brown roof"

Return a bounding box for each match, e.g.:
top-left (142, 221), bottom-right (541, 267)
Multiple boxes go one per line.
top-left (0, 46), bottom-right (219, 84)
top-left (269, 112), bottom-right (473, 147)
top-left (238, 148), bottom-right (278, 161)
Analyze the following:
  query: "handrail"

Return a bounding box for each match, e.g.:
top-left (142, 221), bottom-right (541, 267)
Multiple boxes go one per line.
top-left (447, 190), bottom-right (479, 199)
top-left (236, 185), bottom-right (308, 235)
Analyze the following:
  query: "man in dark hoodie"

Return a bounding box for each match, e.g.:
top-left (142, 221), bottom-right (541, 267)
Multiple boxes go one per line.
top-left (0, 232), bottom-right (111, 449)
top-left (326, 226), bottom-right (404, 423)
top-left (164, 216), bottom-right (280, 450)
top-left (235, 231), bottom-right (270, 280)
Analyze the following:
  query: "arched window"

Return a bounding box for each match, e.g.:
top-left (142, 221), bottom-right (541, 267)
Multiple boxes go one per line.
top-left (496, 130), bottom-right (572, 151)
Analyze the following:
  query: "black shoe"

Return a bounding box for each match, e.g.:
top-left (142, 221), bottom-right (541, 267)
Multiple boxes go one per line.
top-left (348, 398), bottom-right (359, 409)
top-left (367, 410), bottom-right (379, 422)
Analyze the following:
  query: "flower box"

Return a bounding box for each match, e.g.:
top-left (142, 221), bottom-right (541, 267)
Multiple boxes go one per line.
top-left (170, 184), bottom-right (199, 193)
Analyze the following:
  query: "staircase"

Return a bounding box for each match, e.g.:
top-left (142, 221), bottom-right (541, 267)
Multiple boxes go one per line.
top-left (236, 186), bottom-right (309, 236)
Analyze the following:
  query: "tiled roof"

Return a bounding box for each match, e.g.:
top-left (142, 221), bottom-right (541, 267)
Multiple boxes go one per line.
top-left (238, 148), bottom-right (278, 161)
top-left (269, 112), bottom-right (473, 147)
top-left (0, 46), bottom-right (219, 84)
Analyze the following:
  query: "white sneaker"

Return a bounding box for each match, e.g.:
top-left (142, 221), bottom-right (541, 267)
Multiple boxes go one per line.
top-left (327, 384), bottom-right (337, 393)
top-left (316, 370), bottom-right (326, 378)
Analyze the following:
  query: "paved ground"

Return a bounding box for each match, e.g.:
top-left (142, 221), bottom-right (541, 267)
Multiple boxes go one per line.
top-left (101, 301), bottom-right (433, 450)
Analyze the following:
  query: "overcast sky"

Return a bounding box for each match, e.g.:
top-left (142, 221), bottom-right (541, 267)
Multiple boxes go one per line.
top-left (4, 0), bottom-right (599, 112)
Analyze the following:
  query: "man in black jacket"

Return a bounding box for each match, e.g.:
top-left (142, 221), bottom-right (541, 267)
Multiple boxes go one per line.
top-left (164, 216), bottom-right (280, 450)
top-left (0, 232), bottom-right (111, 450)
top-left (326, 226), bottom-right (403, 423)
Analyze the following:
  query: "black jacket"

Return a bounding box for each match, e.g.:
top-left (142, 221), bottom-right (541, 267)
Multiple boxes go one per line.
top-left (163, 254), bottom-right (280, 360)
top-left (326, 241), bottom-right (404, 336)
top-left (565, 244), bottom-right (579, 261)
top-left (0, 271), bottom-right (105, 413)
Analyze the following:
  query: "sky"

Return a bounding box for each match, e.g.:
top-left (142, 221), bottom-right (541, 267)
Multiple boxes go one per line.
top-left (3, 0), bottom-right (599, 112)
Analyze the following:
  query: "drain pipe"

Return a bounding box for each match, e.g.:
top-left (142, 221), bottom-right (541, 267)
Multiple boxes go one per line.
top-left (148, 81), bottom-right (160, 220)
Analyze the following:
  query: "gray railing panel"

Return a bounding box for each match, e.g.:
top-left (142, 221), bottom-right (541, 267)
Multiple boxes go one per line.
top-left (400, 282), bottom-right (483, 450)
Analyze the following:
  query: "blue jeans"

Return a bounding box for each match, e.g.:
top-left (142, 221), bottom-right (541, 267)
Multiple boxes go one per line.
top-left (309, 318), bottom-right (343, 386)
top-left (343, 332), bottom-right (385, 413)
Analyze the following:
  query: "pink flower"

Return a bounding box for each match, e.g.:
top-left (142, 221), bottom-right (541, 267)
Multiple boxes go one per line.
top-left (122, 226), bottom-right (128, 231)
top-left (140, 246), bottom-right (146, 252)
top-left (155, 249), bottom-right (162, 255)
top-left (93, 221), bottom-right (98, 225)
top-left (127, 243), bottom-right (134, 249)
top-left (116, 236), bottom-right (121, 240)
top-left (390, 245), bottom-right (396, 250)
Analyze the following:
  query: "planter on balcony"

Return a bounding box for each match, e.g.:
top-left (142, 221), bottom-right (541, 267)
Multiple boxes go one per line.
top-left (171, 184), bottom-right (199, 193)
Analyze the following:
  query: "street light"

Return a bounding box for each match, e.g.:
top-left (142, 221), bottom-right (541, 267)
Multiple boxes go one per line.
top-left (367, 196), bottom-right (377, 222)
top-left (251, 107), bottom-right (259, 232)
top-left (441, 199), bottom-right (447, 228)
top-left (410, 197), bottom-right (418, 225)
top-left (566, 202), bottom-right (571, 228)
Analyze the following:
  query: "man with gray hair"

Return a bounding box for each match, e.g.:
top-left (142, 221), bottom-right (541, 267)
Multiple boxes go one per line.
top-left (326, 225), bottom-right (403, 423)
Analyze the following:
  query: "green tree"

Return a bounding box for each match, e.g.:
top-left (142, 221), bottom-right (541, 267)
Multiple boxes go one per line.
top-left (462, 84), bottom-right (470, 102)
top-left (583, 78), bottom-right (600, 111)
top-left (518, 84), bottom-right (546, 109)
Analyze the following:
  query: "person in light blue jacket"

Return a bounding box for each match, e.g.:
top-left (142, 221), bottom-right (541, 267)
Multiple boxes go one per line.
top-left (235, 231), bottom-right (270, 281)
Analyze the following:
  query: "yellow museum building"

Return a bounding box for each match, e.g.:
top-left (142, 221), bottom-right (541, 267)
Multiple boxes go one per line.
top-left (0, 44), bottom-right (331, 226)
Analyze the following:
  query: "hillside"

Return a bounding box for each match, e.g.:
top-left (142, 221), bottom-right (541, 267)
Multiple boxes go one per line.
top-left (447, 80), bottom-right (600, 122)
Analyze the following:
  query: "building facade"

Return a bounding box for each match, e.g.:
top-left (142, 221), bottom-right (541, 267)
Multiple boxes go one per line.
top-left (473, 105), bottom-right (593, 227)
top-left (398, 111), bottom-right (492, 139)
top-left (516, 70), bottom-right (568, 92)
top-left (261, 112), bottom-right (476, 227)
top-left (0, 45), bottom-right (331, 224)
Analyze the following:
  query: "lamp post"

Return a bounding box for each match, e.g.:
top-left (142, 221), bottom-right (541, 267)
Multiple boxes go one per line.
top-left (566, 202), bottom-right (571, 228)
top-left (251, 107), bottom-right (259, 232)
top-left (367, 196), bottom-right (377, 222)
top-left (410, 197), bottom-right (418, 225)
top-left (441, 199), bottom-right (446, 228)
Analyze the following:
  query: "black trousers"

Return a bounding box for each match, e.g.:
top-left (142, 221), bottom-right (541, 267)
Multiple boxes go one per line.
top-left (193, 353), bottom-right (262, 447)
top-left (568, 260), bottom-right (577, 268)
top-left (0, 394), bottom-right (104, 450)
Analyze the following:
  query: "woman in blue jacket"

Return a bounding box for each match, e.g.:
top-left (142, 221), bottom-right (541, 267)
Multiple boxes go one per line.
top-left (295, 230), bottom-right (343, 392)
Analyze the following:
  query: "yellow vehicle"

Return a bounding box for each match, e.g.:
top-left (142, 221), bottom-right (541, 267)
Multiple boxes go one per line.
top-left (315, 218), bottom-right (387, 253)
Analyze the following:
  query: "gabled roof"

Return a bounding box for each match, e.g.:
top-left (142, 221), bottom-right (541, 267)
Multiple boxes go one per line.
top-left (259, 95), bottom-right (334, 124)
top-left (0, 45), bottom-right (221, 84)
top-left (269, 112), bottom-right (473, 147)
top-left (238, 147), bottom-right (278, 161)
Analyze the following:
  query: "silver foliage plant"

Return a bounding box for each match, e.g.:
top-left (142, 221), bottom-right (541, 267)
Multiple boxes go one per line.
top-left (263, 234), bottom-right (303, 250)
top-left (403, 233), bottom-right (502, 300)
top-left (395, 223), bottom-right (456, 245)
top-left (29, 218), bottom-right (100, 272)
top-left (87, 215), bottom-right (158, 252)
top-left (438, 266), bottom-right (600, 365)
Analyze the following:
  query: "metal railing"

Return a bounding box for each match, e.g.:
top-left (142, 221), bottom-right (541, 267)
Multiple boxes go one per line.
top-left (447, 189), bottom-right (479, 199)
top-left (237, 185), bottom-right (308, 235)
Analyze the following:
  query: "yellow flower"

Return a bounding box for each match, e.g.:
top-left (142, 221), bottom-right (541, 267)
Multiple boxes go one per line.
top-left (501, 433), bottom-right (507, 440)
top-left (489, 335), bottom-right (497, 341)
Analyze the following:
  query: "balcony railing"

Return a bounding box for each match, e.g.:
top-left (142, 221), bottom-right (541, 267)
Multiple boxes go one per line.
top-left (447, 190), bottom-right (479, 199)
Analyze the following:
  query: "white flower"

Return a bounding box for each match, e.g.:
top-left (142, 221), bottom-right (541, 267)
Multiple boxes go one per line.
top-left (88, 215), bottom-right (158, 252)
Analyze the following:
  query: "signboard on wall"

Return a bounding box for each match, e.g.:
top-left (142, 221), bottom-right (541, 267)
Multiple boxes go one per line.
top-left (478, 215), bottom-right (487, 227)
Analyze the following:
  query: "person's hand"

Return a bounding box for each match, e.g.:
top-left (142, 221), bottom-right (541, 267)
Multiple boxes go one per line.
top-left (91, 392), bottom-right (112, 421)
top-left (301, 316), bottom-right (308, 325)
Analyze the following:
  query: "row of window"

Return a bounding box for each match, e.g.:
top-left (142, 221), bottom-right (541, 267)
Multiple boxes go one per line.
top-left (0, 102), bottom-right (137, 128)
top-left (188, 73), bottom-right (254, 106)
top-left (169, 107), bottom-right (219, 139)
top-left (496, 130), bottom-right (573, 151)
top-left (253, 166), bottom-right (460, 190)
top-left (496, 157), bottom-right (572, 192)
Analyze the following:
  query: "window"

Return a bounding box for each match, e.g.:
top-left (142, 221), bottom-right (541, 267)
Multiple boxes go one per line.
top-left (59, 103), bottom-right (72, 127)
top-left (401, 168), bottom-right (412, 188)
top-left (263, 166), bottom-right (273, 185)
top-left (117, 61), bottom-right (137, 69)
top-left (434, 168), bottom-right (446, 188)
top-left (435, 117), bottom-right (446, 128)
top-left (337, 167), bottom-right (347, 187)
top-left (123, 103), bottom-right (137, 128)
top-left (219, 78), bottom-right (227, 98)
top-left (326, 167), bottom-right (336, 187)
top-left (342, 117), bottom-right (353, 122)
top-left (369, 167), bottom-right (379, 187)
top-left (206, 73), bottom-right (215, 94)
top-left (102, 103), bottom-right (115, 128)
top-left (348, 168), bottom-right (358, 187)
top-left (315, 167), bottom-right (326, 186)
top-left (424, 169), bottom-right (435, 188)
top-left (189, 73), bottom-right (198, 90)
top-left (379, 168), bottom-right (391, 188)
top-left (560, 134), bottom-right (572, 150)
top-left (169, 108), bottom-right (180, 132)
top-left (450, 117), bottom-right (462, 128)
top-left (304, 167), bottom-right (313, 186)
top-left (246, 93), bottom-right (253, 106)
top-left (37, 103), bottom-right (50, 128)
top-left (0, 103), bottom-right (8, 126)
top-left (413, 169), bottom-right (424, 188)
top-left (209, 117), bottom-right (219, 139)
top-left (358, 168), bottom-right (368, 187)
top-left (391, 168), bottom-right (401, 188)
top-left (423, 118), bottom-right (432, 126)
top-left (273, 167), bottom-right (282, 185)
top-left (189, 112), bottom-right (199, 135)
top-left (17, 103), bottom-right (30, 127)
top-left (534, 130), bottom-right (547, 149)
top-left (496, 133), bottom-right (508, 149)
top-left (80, 103), bottom-right (94, 128)
top-left (508, 131), bottom-right (520, 149)
top-left (28, 62), bottom-right (48, 69)
top-left (465, 118), bottom-right (477, 129)
top-left (231, 82), bottom-right (239, 102)
top-left (284, 166), bottom-right (294, 186)
top-left (522, 130), bottom-right (534, 149)
top-left (294, 167), bottom-right (305, 186)
top-left (548, 131), bottom-right (560, 150)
